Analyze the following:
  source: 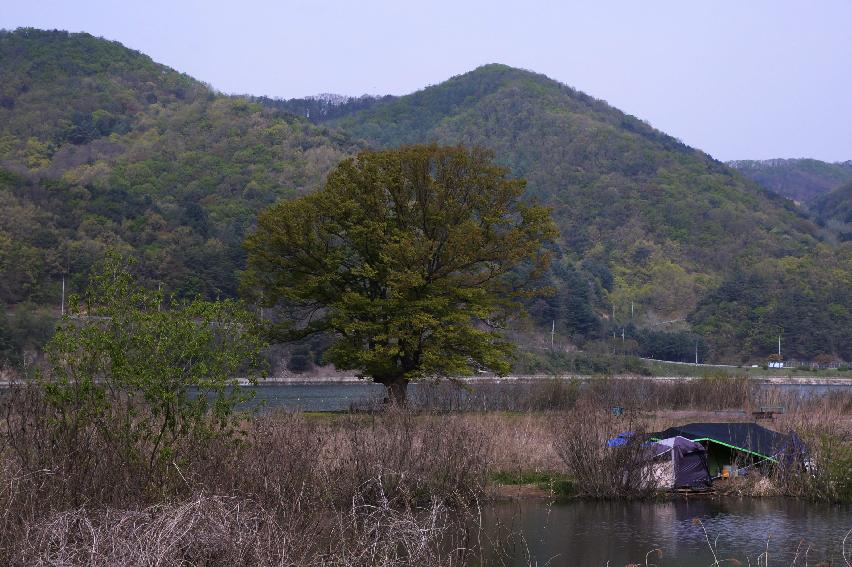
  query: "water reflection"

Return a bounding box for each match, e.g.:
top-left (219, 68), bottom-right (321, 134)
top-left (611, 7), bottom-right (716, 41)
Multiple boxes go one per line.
top-left (484, 499), bottom-right (852, 566)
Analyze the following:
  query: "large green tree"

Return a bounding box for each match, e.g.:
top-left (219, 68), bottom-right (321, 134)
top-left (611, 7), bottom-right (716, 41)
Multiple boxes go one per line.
top-left (243, 145), bottom-right (556, 403)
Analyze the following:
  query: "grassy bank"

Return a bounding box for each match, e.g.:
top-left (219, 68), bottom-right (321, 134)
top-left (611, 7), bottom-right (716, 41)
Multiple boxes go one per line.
top-left (1, 377), bottom-right (851, 565)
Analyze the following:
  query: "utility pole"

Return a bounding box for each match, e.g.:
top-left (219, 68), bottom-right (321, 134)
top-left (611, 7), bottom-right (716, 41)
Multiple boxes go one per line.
top-left (631, 301), bottom-right (634, 320)
top-left (550, 320), bottom-right (555, 350)
top-left (157, 282), bottom-right (162, 312)
top-left (778, 335), bottom-right (781, 357)
top-left (61, 276), bottom-right (65, 316)
top-left (695, 340), bottom-right (699, 365)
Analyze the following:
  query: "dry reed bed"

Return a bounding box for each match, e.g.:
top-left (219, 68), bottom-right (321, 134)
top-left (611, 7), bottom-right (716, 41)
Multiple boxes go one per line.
top-left (0, 396), bottom-right (498, 565)
top-left (9, 493), bottom-right (479, 567)
top-left (1, 378), bottom-right (851, 565)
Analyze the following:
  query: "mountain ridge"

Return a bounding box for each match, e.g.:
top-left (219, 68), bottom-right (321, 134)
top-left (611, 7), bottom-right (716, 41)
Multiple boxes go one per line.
top-left (727, 158), bottom-right (852, 204)
top-left (0, 29), bottom-right (849, 364)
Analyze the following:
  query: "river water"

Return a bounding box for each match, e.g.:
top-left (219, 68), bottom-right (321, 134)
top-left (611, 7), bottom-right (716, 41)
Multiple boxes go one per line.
top-left (485, 498), bottom-right (852, 566)
top-left (239, 380), bottom-right (852, 412)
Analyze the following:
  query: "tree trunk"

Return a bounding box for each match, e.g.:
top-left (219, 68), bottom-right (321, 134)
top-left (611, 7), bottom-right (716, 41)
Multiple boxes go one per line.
top-left (381, 376), bottom-right (409, 406)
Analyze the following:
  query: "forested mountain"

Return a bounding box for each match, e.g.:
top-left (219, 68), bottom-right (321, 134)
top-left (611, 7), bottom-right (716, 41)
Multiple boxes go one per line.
top-left (287, 65), bottom-right (850, 362)
top-left (811, 181), bottom-right (852, 241)
top-left (0, 29), bottom-right (359, 360)
top-left (727, 158), bottom-right (852, 204)
top-left (1, 30), bottom-right (849, 365)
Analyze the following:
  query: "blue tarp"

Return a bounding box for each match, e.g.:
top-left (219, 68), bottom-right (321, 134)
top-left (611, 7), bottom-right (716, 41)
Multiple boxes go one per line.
top-left (607, 432), bottom-right (634, 447)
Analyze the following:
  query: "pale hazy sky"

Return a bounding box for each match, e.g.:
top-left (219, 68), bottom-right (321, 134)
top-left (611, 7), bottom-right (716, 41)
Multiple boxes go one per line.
top-left (3, 0), bottom-right (851, 162)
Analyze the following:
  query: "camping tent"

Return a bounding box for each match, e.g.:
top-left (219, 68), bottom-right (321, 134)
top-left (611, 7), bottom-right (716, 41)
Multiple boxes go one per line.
top-left (649, 422), bottom-right (793, 476)
top-left (643, 436), bottom-right (712, 489)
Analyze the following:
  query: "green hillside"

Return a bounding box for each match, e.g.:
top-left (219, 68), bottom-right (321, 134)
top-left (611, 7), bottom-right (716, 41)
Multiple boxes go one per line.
top-left (727, 158), bottom-right (852, 203)
top-left (293, 65), bottom-right (848, 362)
top-left (811, 181), bottom-right (852, 241)
top-left (0, 31), bottom-right (849, 364)
top-left (0, 29), bottom-right (359, 360)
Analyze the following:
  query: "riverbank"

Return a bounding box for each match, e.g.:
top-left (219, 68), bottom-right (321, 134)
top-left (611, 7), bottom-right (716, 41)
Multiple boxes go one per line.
top-left (2, 380), bottom-right (850, 565)
top-left (242, 372), bottom-right (852, 386)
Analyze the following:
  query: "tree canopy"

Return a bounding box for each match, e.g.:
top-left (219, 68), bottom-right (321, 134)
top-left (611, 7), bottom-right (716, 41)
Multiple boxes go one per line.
top-left (242, 145), bottom-right (556, 402)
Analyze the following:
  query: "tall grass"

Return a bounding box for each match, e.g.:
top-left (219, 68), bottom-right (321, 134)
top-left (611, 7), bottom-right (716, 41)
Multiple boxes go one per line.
top-left (1, 377), bottom-right (850, 564)
top-left (0, 383), bottom-right (498, 564)
top-left (772, 403), bottom-right (852, 502)
top-left (408, 374), bottom-right (851, 413)
top-left (8, 493), bottom-right (478, 567)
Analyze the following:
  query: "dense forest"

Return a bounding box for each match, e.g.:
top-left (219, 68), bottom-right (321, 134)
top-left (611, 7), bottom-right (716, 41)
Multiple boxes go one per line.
top-left (728, 158), bottom-right (852, 204)
top-left (0, 29), bottom-right (361, 362)
top-left (727, 159), bottom-right (852, 242)
top-left (289, 64), bottom-right (851, 363)
top-left (810, 180), bottom-right (852, 241)
top-left (1, 29), bottom-right (850, 366)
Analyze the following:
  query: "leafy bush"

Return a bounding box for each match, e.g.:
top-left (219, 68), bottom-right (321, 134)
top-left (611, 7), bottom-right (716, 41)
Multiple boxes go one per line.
top-left (14, 254), bottom-right (266, 497)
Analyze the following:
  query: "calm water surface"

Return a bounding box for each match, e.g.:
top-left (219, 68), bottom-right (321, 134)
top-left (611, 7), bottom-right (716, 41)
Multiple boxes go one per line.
top-left (485, 498), bottom-right (852, 566)
top-left (243, 381), bottom-right (385, 411)
top-left (239, 381), bottom-right (852, 412)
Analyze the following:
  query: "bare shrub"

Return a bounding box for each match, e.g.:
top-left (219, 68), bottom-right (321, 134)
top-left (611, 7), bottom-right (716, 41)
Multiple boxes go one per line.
top-left (0, 380), bottom-right (237, 508)
top-left (324, 488), bottom-right (475, 567)
top-left (328, 408), bottom-right (494, 507)
top-left (9, 496), bottom-right (295, 567)
top-left (0, 381), bottom-right (151, 527)
top-left (0, 405), bottom-right (499, 563)
top-left (186, 410), bottom-right (329, 516)
top-left (552, 402), bottom-right (658, 498)
top-left (482, 413), bottom-right (562, 475)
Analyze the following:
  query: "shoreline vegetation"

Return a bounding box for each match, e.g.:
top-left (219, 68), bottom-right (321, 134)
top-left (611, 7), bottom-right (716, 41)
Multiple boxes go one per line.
top-left (3, 372), bottom-right (852, 389)
top-left (228, 350), bottom-right (852, 384)
top-left (246, 372), bottom-right (852, 386)
top-left (2, 374), bottom-right (850, 565)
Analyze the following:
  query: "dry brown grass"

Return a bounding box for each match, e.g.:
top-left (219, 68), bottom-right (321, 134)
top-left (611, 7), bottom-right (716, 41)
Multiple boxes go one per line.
top-left (7, 493), bottom-right (480, 567)
top-left (0, 388), bottom-right (501, 564)
top-left (551, 402), bottom-right (659, 498)
top-left (2, 378), bottom-right (850, 564)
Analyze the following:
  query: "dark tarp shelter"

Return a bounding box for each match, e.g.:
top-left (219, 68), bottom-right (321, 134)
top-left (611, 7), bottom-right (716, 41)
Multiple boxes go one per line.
top-left (644, 436), bottom-right (712, 489)
top-left (671, 437), bottom-right (712, 488)
top-left (649, 423), bottom-right (794, 476)
top-left (650, 423), bottom-right (789, 460)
